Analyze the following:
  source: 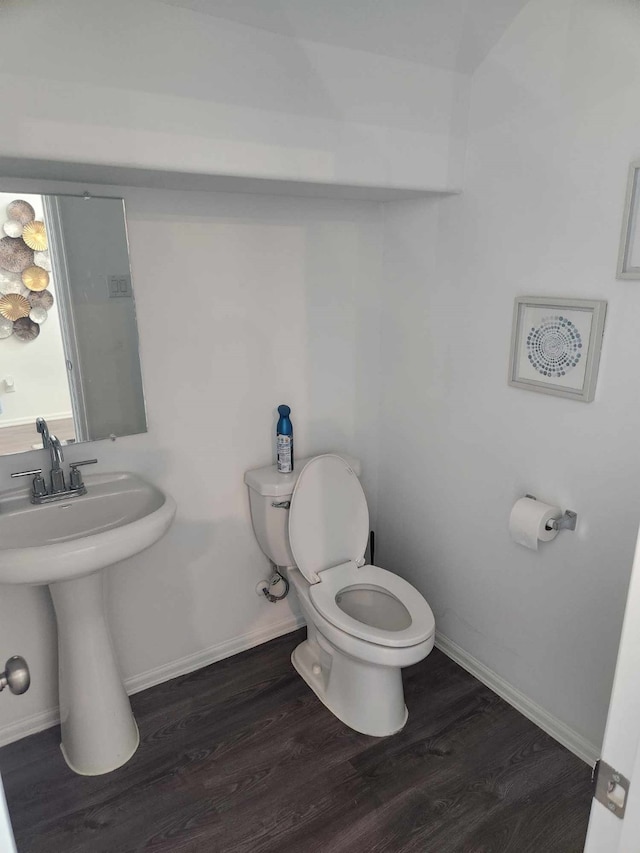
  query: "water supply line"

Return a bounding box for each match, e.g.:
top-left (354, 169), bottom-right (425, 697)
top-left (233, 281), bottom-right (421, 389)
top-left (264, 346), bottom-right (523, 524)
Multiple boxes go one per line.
top-left (260, 565), bottom-right (290, 603)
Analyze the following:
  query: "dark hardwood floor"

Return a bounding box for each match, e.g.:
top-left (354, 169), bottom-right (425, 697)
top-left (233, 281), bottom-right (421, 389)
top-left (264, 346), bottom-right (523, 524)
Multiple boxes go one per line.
top-left (0, 629), bottom-right (593, 853)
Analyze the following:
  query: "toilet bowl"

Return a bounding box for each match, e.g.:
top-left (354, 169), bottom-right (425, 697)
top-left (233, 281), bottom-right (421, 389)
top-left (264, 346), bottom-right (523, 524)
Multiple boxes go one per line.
top-left (245, 453), bottom-right (435, 737)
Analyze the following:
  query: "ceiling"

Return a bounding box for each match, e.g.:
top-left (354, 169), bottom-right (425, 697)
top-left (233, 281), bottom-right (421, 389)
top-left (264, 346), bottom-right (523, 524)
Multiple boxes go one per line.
top-left (155, 0), bottom-right (531, 73)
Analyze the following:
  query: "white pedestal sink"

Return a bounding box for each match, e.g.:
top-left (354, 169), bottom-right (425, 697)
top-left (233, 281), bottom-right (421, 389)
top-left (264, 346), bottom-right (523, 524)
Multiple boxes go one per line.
top-left (0, 472), bottom-right (176, 775)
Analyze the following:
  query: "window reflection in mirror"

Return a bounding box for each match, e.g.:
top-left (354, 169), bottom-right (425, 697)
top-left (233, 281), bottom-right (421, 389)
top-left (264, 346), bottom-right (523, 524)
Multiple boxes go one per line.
top-left (0, 192), bottom-right (147, 457)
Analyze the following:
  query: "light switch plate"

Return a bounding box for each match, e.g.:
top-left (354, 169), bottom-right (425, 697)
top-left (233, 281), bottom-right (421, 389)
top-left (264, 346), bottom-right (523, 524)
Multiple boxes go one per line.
top-left (107, 275), bottom-right (132, 298)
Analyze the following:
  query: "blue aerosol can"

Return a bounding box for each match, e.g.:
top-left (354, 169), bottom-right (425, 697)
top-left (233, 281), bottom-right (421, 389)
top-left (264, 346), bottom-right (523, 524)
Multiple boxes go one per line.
top-left (276, 404), bottom-right (294, 473)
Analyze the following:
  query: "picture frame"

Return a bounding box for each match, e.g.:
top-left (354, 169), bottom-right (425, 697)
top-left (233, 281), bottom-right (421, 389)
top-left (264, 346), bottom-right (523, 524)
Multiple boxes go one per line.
top-left (617, 160), bottom-right (640, 279)
top-left (508, 296), bottom-right (607, 402)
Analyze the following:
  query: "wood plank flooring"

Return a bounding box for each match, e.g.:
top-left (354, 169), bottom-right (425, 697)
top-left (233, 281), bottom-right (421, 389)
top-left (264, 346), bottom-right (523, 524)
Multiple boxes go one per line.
top-left (0, 629), bottom-right (593, 853)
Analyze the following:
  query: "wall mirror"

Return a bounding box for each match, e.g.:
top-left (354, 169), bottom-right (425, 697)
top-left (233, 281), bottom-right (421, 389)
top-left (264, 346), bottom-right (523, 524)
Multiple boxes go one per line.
top-left (617, 160), bottom-right (640, 279)
top-left (0, 191), bottom-right (147, 457)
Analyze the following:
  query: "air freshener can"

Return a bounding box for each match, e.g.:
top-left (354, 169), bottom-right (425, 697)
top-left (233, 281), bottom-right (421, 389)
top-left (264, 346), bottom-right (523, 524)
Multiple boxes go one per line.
top-left (276, 404), bottom-right (293, 473)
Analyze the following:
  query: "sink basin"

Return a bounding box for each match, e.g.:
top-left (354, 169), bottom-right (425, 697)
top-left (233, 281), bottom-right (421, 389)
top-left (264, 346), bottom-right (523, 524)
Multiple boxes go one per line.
top-left (0, 471), bottom-right (176, 776)
top-left (0, 472), bottom-right (175, 585)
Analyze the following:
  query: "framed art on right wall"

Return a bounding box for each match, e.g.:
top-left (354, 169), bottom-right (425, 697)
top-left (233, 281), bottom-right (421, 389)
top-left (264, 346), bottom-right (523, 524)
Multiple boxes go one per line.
top-left (508, 296), bottom-right (607, 402)
top-left (617, 160), bottom-right (640, 279)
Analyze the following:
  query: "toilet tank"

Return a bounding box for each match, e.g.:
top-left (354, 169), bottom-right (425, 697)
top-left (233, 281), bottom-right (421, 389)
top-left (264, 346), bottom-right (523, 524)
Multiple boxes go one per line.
top-left (244, 454), bottom-right (361, 568)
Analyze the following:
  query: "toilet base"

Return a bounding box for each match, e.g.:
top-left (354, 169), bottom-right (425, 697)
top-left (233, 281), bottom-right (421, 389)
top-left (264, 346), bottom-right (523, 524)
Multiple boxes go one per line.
top-left (291, 636), bottom-right (408, 737)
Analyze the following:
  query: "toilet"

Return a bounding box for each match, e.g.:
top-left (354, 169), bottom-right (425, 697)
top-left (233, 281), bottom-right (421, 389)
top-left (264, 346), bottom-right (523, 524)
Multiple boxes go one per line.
top-left (245, 453), bottom-right (435, 737)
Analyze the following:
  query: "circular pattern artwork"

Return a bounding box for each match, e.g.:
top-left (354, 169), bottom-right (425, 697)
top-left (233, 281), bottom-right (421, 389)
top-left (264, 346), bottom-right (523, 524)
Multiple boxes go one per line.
top-left (0, 317), bottom-right (13, 339)
top-left (0, 293), bottom-right (30, 321)
top-left (0, 235), bottom-right (34, 272)
top-left (7, 200), bottom-right (35, 225)
top-left (526, 315), bottom-right (583, 378)
top-left (22, 220), bottom-right (48, 251)
top-left (29, 306), bottom-right (48, 324)
top-left (0, 200), bottom-right (54, 342)
top-left (0, 270), bottom-right (24, 295)
top-left (29, 289), bottom-right (54, 310)
top-left (34, 250), bottom-right (51, 272)
top-left (22, 265), bottom-right (49, 291)
top-left (3, 220), bottom-right (23, 238)
top-left (13, 316), bottom-right (40, 342)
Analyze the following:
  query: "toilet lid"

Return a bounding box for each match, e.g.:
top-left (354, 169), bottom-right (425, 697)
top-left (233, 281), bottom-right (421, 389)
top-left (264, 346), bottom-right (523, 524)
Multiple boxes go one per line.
top-left (289, 454), bottom-right (369, 584)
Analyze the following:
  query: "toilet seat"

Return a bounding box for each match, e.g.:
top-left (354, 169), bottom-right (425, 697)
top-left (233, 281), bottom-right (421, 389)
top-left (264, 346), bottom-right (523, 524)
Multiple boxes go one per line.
top-left (309, 562), bottom-right (435, 648)
top-left (289, 455), bottom-right (435, 649)
top-left (289, 454), bottom-right (370, 585)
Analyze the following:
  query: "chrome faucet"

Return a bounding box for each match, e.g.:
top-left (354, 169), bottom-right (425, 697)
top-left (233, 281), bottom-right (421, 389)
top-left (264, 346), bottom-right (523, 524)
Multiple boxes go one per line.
top-left (48, 434), bottom-right (65, 493)
top-left (11, 418), bottom-right (97, 504)
top-left (35, 416), bottom-right (49, 448)
top-left (36, 417), bottom-right (65, 492)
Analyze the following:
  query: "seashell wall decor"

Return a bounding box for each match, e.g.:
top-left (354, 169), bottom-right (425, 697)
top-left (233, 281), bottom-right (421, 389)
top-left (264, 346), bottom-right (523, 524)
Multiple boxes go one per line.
top-left (22, 221), bottom-right (48, 252)
top-left (0, 317), bottom-right (13, 339)
top-left (0, 293), bottom-right (30, 321)
top-left (7, 200), bottom-right (35, 225)
top-left (0, 270), bottom-right (24, 295)
top-left (0, 201), bottom-right (54, 343)
top-left (22, 265), bottom-right (49, 292)
top-left (0, 235), bottom-right (33, 273)
top-left (28, 306), bottom-right (48, 325)
top-left (3, 220), bottom-right (23, 238)
top-left (28, 289), bottom-right (53, 311)
top-left (34, 250), bottom-right (51, 272)
top-left (13, 316), bottom-right (40, 342)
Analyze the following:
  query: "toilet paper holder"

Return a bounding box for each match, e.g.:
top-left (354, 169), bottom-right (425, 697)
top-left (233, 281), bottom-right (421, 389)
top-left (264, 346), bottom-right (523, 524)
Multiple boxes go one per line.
top-left (525, 495), bottom-right (577, 533)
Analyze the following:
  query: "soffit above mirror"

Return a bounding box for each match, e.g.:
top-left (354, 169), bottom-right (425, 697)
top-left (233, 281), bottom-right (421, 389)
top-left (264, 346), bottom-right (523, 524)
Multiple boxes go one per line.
top-left (0, 158), bottom-right (452, 202)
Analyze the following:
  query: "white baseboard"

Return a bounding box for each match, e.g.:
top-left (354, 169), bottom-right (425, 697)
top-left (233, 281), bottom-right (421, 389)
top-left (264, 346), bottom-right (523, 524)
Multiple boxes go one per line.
top-left (0, 614), bottom-right (305, 749)
top-left (0, 707), bottom-right (61, 749)
top-left (435, 631), bottom-right (599, 767)
top-left (2, 619), bottom-right (597, 768)
top-left (125, 614), bottom-right (305, 696)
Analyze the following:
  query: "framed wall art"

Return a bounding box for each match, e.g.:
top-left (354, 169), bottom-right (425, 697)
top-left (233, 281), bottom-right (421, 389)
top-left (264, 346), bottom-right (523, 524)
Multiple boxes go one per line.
top-left (617, 160), bottom-right (640, 279)
top-left (508, 296), bottom-right (607, 402)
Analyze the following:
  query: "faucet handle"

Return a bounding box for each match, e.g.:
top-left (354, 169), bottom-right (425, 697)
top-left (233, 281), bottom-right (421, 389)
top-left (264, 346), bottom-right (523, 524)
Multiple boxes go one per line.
top-left (11, 469), bottom-right (47, 498)
top-left (69, 459), bottom-right (97, 489)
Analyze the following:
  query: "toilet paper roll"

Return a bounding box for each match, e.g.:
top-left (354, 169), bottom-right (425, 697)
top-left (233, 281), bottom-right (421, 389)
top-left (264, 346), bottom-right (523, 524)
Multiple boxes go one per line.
top-left (509, 497), bottom-right (560, 550)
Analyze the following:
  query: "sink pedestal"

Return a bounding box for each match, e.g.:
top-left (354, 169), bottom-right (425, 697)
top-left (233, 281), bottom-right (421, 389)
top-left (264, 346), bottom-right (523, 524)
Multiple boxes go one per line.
top-left (49, 572), bottom-right (139, 776)
top-left (0, 470), bottom-right (176, 776)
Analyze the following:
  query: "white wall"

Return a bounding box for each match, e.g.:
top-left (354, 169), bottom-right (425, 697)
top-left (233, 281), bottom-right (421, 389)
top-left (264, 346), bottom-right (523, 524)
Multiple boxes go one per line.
top-left (378, 0), bottom-right (640, 755)
top-left (0, 0), bottom-right (468, 192)
top-left (0, 192), bottom-right (72, 428)
top-left (0, 179), bottom-right (382, 737)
